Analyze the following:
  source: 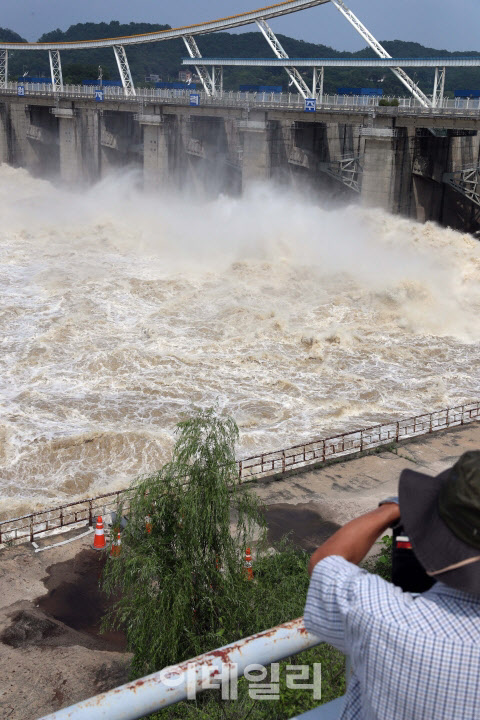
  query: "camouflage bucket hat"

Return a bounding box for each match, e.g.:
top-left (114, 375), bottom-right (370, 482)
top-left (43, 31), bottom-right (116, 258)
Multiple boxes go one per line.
top-left (399, 451), bottom-right (480, 595)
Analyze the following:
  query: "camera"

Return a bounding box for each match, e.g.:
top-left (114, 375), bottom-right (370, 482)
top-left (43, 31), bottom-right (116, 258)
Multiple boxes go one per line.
top-left (391, 522), bottom-right (434, 593)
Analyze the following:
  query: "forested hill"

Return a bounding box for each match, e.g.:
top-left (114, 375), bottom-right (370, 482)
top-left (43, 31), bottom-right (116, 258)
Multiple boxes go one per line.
top-left (1, 20), bottom-right (480, 96)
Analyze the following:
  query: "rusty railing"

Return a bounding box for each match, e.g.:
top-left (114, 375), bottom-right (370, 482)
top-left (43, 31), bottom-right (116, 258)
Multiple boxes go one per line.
top-left (37, 617), bottom-right (324, 720)
top-left (1, 401), bottom-right (478, 546)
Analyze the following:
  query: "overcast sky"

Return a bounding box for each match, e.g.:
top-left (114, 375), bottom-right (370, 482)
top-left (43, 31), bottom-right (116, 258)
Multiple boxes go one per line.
top-left (2, 0), bottom-right (478, 52)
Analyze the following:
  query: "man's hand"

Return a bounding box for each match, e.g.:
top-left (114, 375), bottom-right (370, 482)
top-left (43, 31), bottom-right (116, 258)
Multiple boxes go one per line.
top-left (308, 502), bottom-right (401, 576)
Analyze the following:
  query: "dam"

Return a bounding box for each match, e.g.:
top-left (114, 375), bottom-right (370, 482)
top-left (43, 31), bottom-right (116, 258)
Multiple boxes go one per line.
top-left (1, 87), bottom-right (480, 232)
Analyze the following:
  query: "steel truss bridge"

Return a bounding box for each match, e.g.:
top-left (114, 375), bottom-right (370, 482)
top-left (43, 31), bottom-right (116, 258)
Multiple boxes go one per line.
top-left (182, 56), bottom-right (480, 108)
top-left (0, 0), bottom-right (471, 109)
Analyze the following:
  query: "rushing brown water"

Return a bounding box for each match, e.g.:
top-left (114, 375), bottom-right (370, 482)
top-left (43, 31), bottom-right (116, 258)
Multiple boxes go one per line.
top-left (1, 165), bottom-right (479, 518)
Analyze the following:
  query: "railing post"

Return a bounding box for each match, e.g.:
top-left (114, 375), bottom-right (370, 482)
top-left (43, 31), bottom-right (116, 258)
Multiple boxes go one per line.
top-left (461, 405), bottom-right (464, 425)
top-left (282, 450), bottom-right (286, 473)
top-left (60, 509), bottom-right (64, 529)
top-left (29, 516), bottom-right (34, 542)
top-left (446, 408), bottom-right (449, 427)
top-left (396, 422), bottom-right (399, 442)
top-left (429, 413), bottom-right (433, 433)
top-left (322, 439), bottom-right (326, 462)
top-left (238, 460), bottom-right (243, 482)
top-left (88, 500), bottom-right (93, 527)
top-left (360, 430), bottom-right (363, 451)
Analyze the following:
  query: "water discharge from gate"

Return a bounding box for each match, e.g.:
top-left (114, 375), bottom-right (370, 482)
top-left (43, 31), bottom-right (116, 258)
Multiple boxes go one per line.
top-left (1, 164), bottom-right (479, 518)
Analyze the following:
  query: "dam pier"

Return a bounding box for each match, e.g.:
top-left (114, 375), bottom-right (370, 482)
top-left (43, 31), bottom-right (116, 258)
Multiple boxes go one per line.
top-left (1, 89), bottom-right (480, 231)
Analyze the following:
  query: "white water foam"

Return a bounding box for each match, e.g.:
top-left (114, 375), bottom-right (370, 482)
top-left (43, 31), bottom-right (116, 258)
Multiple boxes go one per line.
top-left (1, 164), bottom-right (479, 517)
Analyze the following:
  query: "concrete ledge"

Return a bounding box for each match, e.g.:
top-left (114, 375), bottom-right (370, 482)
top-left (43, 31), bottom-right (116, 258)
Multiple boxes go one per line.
top-left (237, 119), bottom-right (267, 132)
top-left (360, 127), bottom-right (396, 137)
top-left (51, 108), bottom-right (75, 118)
top-left (134, 113), bottom-right (163, 125)
top-left (291, 696), bottom-right (345, 719)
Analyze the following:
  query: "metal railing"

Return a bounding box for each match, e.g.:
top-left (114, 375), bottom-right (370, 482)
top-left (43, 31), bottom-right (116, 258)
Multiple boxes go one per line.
top-left (1, 401), bottom-right (478, 546)
top-left (37, 617), bottom-right (327, 720)
top-left (0, 488), bottom-right (133, 546)
top-left (238, 401), bottom-right (480, 479)
top-left (2, 82), bottom-right (480, 117)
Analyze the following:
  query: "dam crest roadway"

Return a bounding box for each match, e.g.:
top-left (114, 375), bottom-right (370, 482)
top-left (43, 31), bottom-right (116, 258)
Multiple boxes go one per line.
top-left (1, 0), bottom-right (480, 231)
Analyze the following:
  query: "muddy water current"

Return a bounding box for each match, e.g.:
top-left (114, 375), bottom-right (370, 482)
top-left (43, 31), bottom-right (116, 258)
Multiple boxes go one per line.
top-left (1, 165), bottom-right (479, 518)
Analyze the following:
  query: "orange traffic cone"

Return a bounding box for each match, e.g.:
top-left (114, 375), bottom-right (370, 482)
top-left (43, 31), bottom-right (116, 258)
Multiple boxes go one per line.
top-left (93, 516), bottom-right (106, 550)
top-left (110, 531), bottom-right (121, 558)
top-left (145, 515), bottom-right (152, 534)
top-left (245, 547), bottom-right (253, 581)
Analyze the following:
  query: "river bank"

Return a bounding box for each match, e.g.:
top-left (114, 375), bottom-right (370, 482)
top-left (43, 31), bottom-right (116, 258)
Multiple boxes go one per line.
top-left (0, 421), bottom-right (478, 720)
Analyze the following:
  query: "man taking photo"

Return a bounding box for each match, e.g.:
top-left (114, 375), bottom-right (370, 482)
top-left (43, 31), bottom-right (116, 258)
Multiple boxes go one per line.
top-left (304, 450), bottom-right (480, 720)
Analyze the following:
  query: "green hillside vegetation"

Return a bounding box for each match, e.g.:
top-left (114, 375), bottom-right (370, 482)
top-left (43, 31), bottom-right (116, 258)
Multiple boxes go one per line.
top-left (1, 21), bottom-right (480, 96)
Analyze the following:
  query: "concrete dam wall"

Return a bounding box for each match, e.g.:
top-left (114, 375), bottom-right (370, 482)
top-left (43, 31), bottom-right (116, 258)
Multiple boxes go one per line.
top-left (1, 95), bottom-right (479, 232)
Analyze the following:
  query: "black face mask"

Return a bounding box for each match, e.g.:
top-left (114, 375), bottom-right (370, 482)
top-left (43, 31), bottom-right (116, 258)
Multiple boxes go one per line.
top-left (391, 521), bottom-right (434, 594)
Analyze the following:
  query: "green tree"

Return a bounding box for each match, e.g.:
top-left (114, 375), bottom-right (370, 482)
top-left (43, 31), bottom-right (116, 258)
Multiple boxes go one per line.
top-left (101, 408), bottom-right (397, 717)
top-left (101, 408), bottom-right (357, 718)
top-left (102, 408), bottom-right (265, 676)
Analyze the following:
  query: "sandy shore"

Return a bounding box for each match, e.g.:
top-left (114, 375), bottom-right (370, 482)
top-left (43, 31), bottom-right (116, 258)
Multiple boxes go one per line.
top-left (1, 422), bottom-right (478, 719)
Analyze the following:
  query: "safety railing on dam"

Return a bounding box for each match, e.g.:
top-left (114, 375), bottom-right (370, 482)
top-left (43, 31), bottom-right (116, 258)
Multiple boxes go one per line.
top-left (3, 81), bottom-right (480, 117)
top-left (1, 401), bottom-right (478, 546)
top-left (37, 617), bottom-right (337, 720)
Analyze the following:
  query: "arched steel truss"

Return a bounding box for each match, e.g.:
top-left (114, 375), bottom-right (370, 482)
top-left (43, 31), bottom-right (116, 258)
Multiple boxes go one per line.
top-left (0, 0), bottom-right (431, 107)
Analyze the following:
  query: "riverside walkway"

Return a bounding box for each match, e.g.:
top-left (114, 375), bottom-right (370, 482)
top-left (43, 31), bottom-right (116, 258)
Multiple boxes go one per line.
top-left (0, 421), bottom-right (478, 720)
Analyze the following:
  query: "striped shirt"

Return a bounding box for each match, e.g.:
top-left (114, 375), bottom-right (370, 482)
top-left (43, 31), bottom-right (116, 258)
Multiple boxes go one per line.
top-left (304, 555), bottom-right (480, 720)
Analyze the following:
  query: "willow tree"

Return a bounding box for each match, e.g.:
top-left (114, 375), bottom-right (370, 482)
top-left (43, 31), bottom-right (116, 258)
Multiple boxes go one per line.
top-left (102, 408), bottom-right (265, 676)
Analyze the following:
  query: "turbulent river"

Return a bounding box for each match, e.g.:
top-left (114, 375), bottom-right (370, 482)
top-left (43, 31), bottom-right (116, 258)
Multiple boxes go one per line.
top-left (1, 164), bottom-right (480, 518)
